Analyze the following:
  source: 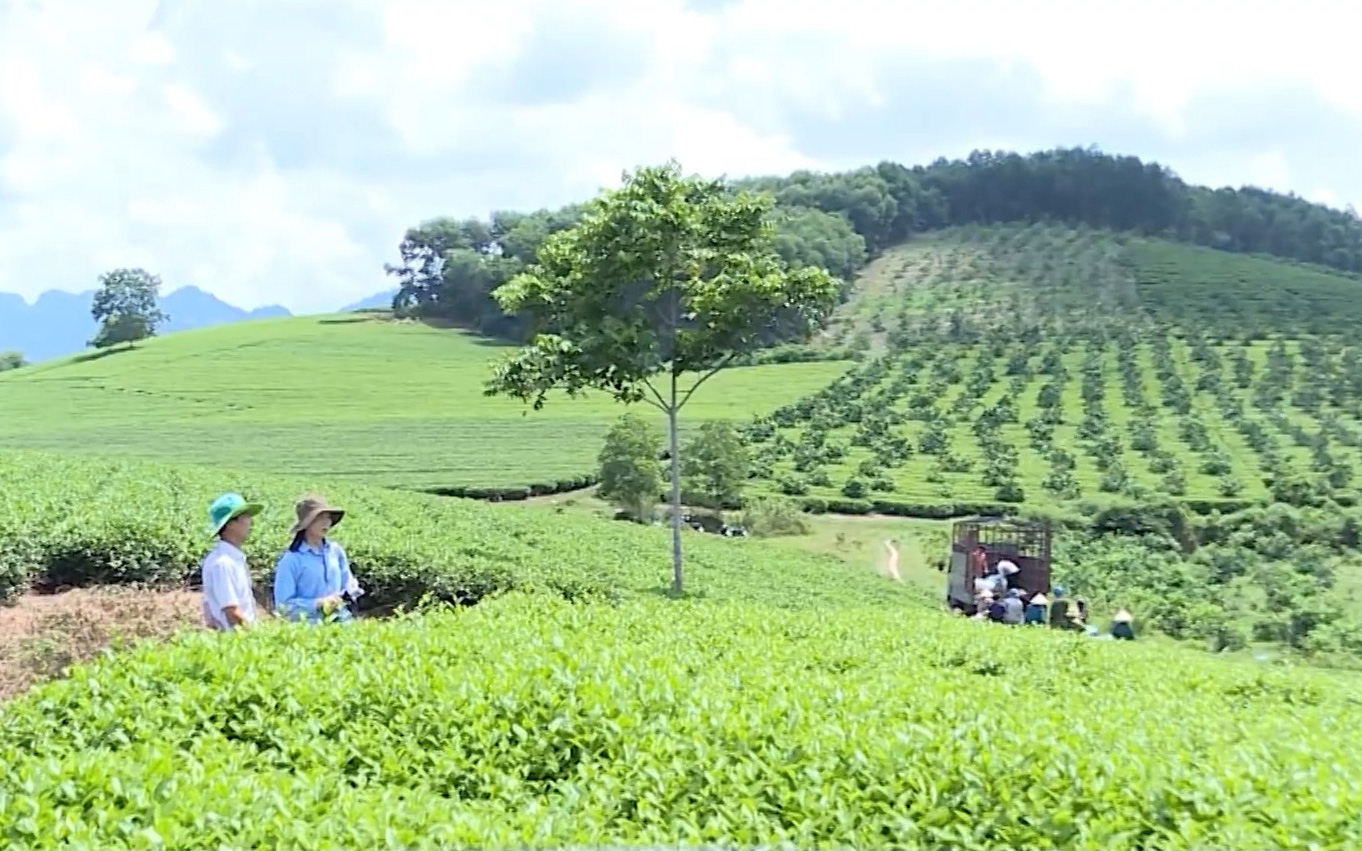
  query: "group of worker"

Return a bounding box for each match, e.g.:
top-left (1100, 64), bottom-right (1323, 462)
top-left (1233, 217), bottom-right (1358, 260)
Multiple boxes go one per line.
top-left (970, 545), bottom-right (1135, 640)
top-left (199, 491), bottom-right (362, 631)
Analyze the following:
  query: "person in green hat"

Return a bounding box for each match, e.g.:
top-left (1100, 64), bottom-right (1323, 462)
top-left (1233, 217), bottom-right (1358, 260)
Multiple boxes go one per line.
top-left (201, 493), bottom-right (264, 631)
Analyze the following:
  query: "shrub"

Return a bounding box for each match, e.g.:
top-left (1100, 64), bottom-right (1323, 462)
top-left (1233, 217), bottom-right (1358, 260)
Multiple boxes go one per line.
top-left (841, 478), bottom-right (868, 499)
top-left (777, 475), bottom-right (809, 496)
top-left (995, 482), bottom-right (1025, 503)
top-left (740, 497), bottom-right (810, 538)
top-left (1088, 499), bottom-right (1193, 550)
top-left (596, 413), bottom-right (666, 522)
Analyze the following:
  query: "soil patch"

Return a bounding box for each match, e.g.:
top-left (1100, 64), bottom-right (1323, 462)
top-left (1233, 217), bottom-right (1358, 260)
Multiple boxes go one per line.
top-left (0, 587), bottom-right (203, 700)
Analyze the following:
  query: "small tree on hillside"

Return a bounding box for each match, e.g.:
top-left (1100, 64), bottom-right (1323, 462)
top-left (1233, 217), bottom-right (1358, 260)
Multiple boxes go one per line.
top-left (681, 420), bottom-right (750, 512)
top-left (90, 268), bottom-right (168, 349)
top-left (598, 413), bottom-right (663, 522)
top-left (0, 351), bottom-right (24, 372)
top-left (484, 161), bottom-right (840, 594)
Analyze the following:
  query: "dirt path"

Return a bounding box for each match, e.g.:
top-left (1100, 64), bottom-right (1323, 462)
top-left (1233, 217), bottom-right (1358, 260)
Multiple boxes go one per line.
top-left (0, 587), bottom-right (203, 701)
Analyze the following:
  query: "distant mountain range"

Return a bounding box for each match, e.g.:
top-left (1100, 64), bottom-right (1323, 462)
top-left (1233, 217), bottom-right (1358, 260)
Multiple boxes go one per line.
top-left (0, 287), bottom-right (396, 364)
top-left (339, 290), bottom-right (398, 312)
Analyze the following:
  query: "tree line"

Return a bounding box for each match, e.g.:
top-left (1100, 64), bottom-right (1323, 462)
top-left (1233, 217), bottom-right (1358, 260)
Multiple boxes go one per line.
top-left (384, 145), bottom-right (1362, 340)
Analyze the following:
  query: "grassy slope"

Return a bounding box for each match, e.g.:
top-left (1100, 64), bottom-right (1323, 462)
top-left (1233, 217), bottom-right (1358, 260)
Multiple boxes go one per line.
top-left (751, 225), bottom-right (1362, 507)
top-left (0, 449), bottom-right (911, 610)
top-left (0, 314), bottom-right (848, 490)
top-left (5, 226), bottom-right (1355, 509)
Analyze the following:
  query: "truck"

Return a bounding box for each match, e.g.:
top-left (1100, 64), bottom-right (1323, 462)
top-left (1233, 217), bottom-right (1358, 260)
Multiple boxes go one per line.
top-left (942, 515), bottom-right (1053, 615)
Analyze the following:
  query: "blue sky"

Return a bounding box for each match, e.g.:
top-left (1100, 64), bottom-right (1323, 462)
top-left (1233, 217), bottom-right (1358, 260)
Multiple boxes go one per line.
top-left (0, 0), bottom-right (1356, 313)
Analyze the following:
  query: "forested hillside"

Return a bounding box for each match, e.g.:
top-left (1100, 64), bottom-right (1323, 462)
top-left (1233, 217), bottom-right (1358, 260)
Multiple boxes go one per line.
top-left (385, 147), bottom-right (1362, 339)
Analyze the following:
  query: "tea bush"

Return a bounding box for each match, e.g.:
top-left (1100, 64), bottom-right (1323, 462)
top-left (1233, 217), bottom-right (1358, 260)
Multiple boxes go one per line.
top-left (0, 451), bottom-right (905, 611)
top-left (1, 594), bottom-right (1359, 850)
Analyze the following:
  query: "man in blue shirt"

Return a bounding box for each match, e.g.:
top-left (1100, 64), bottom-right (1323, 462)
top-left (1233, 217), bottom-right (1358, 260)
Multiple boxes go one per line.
top-left (273, 494), bottom-right (363, 623)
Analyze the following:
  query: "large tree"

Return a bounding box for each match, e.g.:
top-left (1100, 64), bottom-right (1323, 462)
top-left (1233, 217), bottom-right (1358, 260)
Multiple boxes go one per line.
top-left (89, 268), bottom-right (168, 349)
top-left (484, 161), bottom-right (840, 594)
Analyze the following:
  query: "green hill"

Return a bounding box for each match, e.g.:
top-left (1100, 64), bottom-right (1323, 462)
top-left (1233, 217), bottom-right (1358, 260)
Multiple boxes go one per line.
top-left (745, 224), bottom-right (1362, 513)
top-left (0, 314), bottom-right (847, 492)
top-left (6, 223), bottom-right (1360, 515)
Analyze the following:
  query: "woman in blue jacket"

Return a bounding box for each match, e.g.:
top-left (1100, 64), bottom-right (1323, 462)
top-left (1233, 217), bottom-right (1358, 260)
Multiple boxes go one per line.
top-left (274, 494), bottom-right (363, 623)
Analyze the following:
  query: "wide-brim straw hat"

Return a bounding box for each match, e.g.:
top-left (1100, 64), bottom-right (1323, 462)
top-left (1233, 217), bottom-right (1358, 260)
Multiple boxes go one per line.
top-left (289, 494), bottom-right (346, 536)
top-left (1030, 593), bottom-right (1049, 606)
top-left (1113, 608), bottom-right (1134, 623)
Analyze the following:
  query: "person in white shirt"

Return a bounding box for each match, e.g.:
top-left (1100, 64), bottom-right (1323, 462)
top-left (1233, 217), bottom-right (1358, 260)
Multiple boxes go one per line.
top-left (201, 492), bottom-right (264, 631)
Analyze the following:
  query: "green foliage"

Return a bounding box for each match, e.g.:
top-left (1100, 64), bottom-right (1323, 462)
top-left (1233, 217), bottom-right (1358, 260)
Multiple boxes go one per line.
top-left (2, 594), bottom-right (1360, 849)
top-left (484, 162), bottom-right (841, 412)
top-left (89, 268), bottom-right (168, 349)
top-left (1057, 500), bottom-right (1362, 658)
top-left (680, 421), bottom-right (750, 511)
top-left (0, 350), bottom-right (24, 372)
top-left (597, 414), bottom-right (663, 522)
top-left (383, 209), bottom-right (581, 338)
top-left (1129, 240), bottom-right (1362, 335)
top-left (739, 495), bottom-right (809, 537)
top-left (841, 477), bottom-right (868, 499)
top-left (484, 161), bottom-right (840, 592)
top-left (0, 450), bottom-right (905, 610)
top-left (770, 205), bottom-right (868, 281)
top-left (742, 225), bottom-right (1362, 515)
top-left (0, 314), bottom-right (845, 493)
top-left (389, 147), bottom-right (1362, 346)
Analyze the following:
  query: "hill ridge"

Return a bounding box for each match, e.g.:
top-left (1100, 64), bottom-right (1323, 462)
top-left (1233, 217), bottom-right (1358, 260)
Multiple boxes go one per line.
top-left (0, 285), bottom-right (397, 365)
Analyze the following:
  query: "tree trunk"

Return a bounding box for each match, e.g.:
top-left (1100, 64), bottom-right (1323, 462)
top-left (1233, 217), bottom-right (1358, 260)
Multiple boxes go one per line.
top-left (668, 374), bottom-right (683, 595)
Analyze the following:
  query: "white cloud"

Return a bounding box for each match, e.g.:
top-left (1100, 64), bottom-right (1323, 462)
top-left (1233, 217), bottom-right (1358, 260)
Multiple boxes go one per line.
top-left (711, 0), bottom-right (1362, 125)
top-left (1246, 151), bottom-right (1292, 194)
top-left (0, 0), bottom-right (1357, 315)
top-left (163, 83), bottom-right (224, 137)
top-left (1309, 188), bottom-right (1342, 209)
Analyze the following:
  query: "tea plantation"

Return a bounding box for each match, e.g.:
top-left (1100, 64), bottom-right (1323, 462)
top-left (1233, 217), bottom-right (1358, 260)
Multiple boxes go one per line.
top-left (0, 450), bottom-right (905, 610)
top-left (2, 593), bottom-right (1360, 849)
top-left (5, 224), bottom-right (1360, 517)
top-left (4, 216), bottom-right (1362, 848)
top-left (748, 224), bottom-right (1362, 514)
top-left (0, 314), bottom-right (847, 493)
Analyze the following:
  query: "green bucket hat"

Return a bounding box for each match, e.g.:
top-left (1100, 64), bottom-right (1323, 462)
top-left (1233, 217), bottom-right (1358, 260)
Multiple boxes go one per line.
top-left (207, 493), bottom-right (264, 537)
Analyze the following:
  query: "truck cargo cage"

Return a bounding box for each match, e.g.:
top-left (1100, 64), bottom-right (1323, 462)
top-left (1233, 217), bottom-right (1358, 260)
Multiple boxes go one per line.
top-left (944, 515), bottom-right (1053, 613)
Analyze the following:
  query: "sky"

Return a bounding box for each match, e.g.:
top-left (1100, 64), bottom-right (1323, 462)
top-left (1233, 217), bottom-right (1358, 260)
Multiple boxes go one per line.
top-left (0, 0), bottom-right (1357, 314)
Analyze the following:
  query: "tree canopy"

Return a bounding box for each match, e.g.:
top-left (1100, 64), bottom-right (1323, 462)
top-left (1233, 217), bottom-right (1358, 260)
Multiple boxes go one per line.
top-left (484, 161), bottom-right (841, 592)
top-left (89, 268), bottom-right (168, 350)
top-left (386, 146), bottom-right (1362, 343)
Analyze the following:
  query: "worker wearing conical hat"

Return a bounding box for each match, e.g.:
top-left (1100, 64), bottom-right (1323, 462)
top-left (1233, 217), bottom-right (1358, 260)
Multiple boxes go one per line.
top-left (1111, 608), bottom-right (1136, 641)
top-left (1024, 592), bottom-right (1049, 625)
